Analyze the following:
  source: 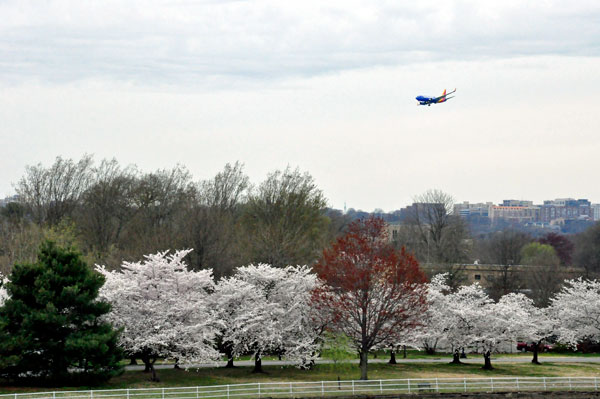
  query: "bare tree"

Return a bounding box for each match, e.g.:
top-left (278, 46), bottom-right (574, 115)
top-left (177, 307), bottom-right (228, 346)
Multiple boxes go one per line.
top-left (183, 162), bottom-right (250, 277)
top-left (16, 155), bottom-right (93, 226)
top-left (403, 189), bottom-right (470, 264)
top-left (573, 222), bottom-right (600, 277)
top-left (480, 229), bottom-right (532, 266)
top-left (521, 243), bottom-right (563, 307)
top-left (75, 159), bottom-right (138, 257)
top-left (0, 219), bottom-right (43, 275)
top-left (241, 167), bottom-right (329, 267)
top-left (478, 229), bottom-right (532, 300)
top-left (118, 165), bottom-right (195, 261)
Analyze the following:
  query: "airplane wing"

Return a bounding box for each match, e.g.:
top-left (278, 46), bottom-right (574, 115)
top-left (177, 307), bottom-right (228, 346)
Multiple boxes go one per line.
top-left (433, 88), bottom-right (456, 103)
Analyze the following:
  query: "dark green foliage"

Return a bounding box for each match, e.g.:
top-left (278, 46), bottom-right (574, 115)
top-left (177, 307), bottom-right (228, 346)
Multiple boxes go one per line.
top-left (0, 241), bottom-right (122, 385)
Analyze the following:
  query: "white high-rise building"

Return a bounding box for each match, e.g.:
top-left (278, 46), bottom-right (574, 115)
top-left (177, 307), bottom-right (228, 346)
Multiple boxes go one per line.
top-left (592, 204), bottom-right (600, 221)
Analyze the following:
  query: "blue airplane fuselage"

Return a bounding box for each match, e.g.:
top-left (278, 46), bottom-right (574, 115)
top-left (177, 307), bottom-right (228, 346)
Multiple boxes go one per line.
top-left (416, 88), bottom-right (455, 105)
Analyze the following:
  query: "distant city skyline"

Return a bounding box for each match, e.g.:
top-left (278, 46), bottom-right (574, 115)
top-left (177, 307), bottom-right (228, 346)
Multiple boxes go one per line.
top-left (2, 187), bottom-right (598, 216)
top-left (2, 1), bottom-right (600, 212)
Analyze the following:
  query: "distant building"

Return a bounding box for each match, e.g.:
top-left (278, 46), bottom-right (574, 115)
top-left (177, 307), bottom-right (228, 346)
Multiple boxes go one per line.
top-left (386, 223), bottom-right (403, 241)
top-left (592, 204), bottom-right (600, 221)
top-left (421, 263), bottom-right (586, 289)
top-left (501, 199), bottom-right (533, 207)
top-left (489, 204), bottom-right (539, 223)
top-left (453, 201), bottom-right (492, 217)
top-left (539, 198), bottom-right (592, 223)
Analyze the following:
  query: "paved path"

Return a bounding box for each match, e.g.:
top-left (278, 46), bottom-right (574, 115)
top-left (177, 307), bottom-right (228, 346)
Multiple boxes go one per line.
top-left (125, 356), bottom-right (600, 371)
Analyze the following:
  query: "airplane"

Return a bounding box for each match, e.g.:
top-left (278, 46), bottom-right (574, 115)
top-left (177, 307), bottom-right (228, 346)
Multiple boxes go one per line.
top-left (416, 88), bottom-right (456, 106)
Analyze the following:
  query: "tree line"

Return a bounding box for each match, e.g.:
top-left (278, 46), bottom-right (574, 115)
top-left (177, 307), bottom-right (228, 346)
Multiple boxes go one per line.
top-left (0, 156), bottom-right (342, 277)
top-left (2, 155), bottom-right (600, 299)
top-left (2, 217), bottom-right (600, 386)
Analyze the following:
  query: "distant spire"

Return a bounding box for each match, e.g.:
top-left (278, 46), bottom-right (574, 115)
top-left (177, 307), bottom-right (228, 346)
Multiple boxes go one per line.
top-left (344, 202), bottom-right (347, 214)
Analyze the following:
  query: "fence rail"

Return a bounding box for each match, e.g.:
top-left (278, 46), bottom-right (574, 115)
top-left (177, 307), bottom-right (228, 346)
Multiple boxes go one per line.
top-left (2, 377), bottom-right (600, 399)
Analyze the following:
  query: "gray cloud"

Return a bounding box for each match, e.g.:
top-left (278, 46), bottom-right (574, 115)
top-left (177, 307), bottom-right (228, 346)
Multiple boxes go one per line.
top-left (1, 0), bottom-right (600, 87)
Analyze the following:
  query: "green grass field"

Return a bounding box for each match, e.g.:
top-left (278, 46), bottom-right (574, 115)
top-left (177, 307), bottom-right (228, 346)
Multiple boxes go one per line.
top-left (3, 357), bottom-right (600, 394)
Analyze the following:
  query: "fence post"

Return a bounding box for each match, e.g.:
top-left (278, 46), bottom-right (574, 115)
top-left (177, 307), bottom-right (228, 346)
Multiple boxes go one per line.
top-left (516, 377), bottom-right (519, 390)
top-left (595, 377), bottom-right (598, 391)
top-left (226, 385), bottom-right (229, 399)
top-left (491, 378), bottom-right (494, 392)
top-left (258, 383), bottom-right (261, 398)
top-left (407, 379), bottom-right (411, 394)
top-left (569, 377), bottom-right (572, 390)
top-left (321, 381), bottom-right (324, 395)
top-left (289, 382), bottom-right (293, 396)
top-left (436, 378), bottom-right (439, 393)
top-left (544, 377), bottom-right (547, 391)
top-left (196, 386), bottom-right (199, 399)
top-left (162, 388), bottom-right (165, 399)
top-left (380, 380), bottom-right (383, 393)
top-left (464, 378), bottom-right (467, 392)
top-left (352, 380), bottom-right (355, 395)
top-left (127, 389), bottom-right (130, 399)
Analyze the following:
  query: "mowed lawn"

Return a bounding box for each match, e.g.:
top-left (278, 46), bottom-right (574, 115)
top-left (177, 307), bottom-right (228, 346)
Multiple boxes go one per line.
top-left (3, 360), bottom-right (600, 394)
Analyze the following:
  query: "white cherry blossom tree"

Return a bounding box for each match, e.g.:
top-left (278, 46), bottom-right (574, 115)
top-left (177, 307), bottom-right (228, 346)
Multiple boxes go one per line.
top-left (550, 278), bottom-right (600, 347)
top-left (215, 263), bottom-right (320, 372)
top-left (514, 300), bottom-right (556, 364)
top-left (211, 276), bottom-right (271, 369)
top-left (97, 249), bottom-right (220, 381)
top-left (410, 274), bottom-right (546, 369)
top-left (274, 265), bottom-right (321, 367)
top-left (471, 292), bottom-right (531, 369)
top-left (407, 274), bottom-right (452, 356)
top-left (443, 283), bottom-right (492, 364)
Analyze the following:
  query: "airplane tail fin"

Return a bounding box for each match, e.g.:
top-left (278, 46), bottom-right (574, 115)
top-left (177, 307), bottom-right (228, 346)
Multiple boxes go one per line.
top-left (442, 89), bottom-right (446, 96)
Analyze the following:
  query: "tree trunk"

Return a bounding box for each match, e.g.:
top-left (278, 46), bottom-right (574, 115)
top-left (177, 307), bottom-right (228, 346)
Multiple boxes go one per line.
top-left (532, 341), bottom-right (541, 365)
top-left (403, 345), bottom-right (407, 359)
top-left (223, 346), bottom-right (235, 368)
top-left (482, 351), bottom-right (493, 370)
top-left (252, 352), bottom-right (264, 373)
top-left (141, 354), bottom-right (152, 372)
top-left (460, 347), bottom-right (467, 358)
top-left (389, 348), bottom-right (397, 364)
top-left (359, 349), bottom-right (369, 380)
top-left (128, 357), bottom-right (138, 365)
top-left (140, 354), bottom-right (159, 381)
top-left (450, 348), bottom-right (462, 364)
top-left (143, 357), bottom-right (159, 382)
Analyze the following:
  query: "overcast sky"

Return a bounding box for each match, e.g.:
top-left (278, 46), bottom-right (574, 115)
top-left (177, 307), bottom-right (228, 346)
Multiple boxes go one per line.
top-left (2, 0), bottom-right (600, 211)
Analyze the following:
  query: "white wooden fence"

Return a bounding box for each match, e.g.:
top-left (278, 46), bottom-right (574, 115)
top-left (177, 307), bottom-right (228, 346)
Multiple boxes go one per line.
top-left (1, 377), bottom-right (599, 399)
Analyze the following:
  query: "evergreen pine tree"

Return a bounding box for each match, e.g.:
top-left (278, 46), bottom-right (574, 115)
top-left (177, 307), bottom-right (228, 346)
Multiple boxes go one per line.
top-left (0, 240), bottom-right (122, 384)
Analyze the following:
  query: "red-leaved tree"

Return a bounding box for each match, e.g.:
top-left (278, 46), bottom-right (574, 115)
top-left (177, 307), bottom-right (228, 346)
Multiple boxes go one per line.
top-left (312, 216), bottom-right (427, 380)
top-left (539, 232), bottom-right (574, 266)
